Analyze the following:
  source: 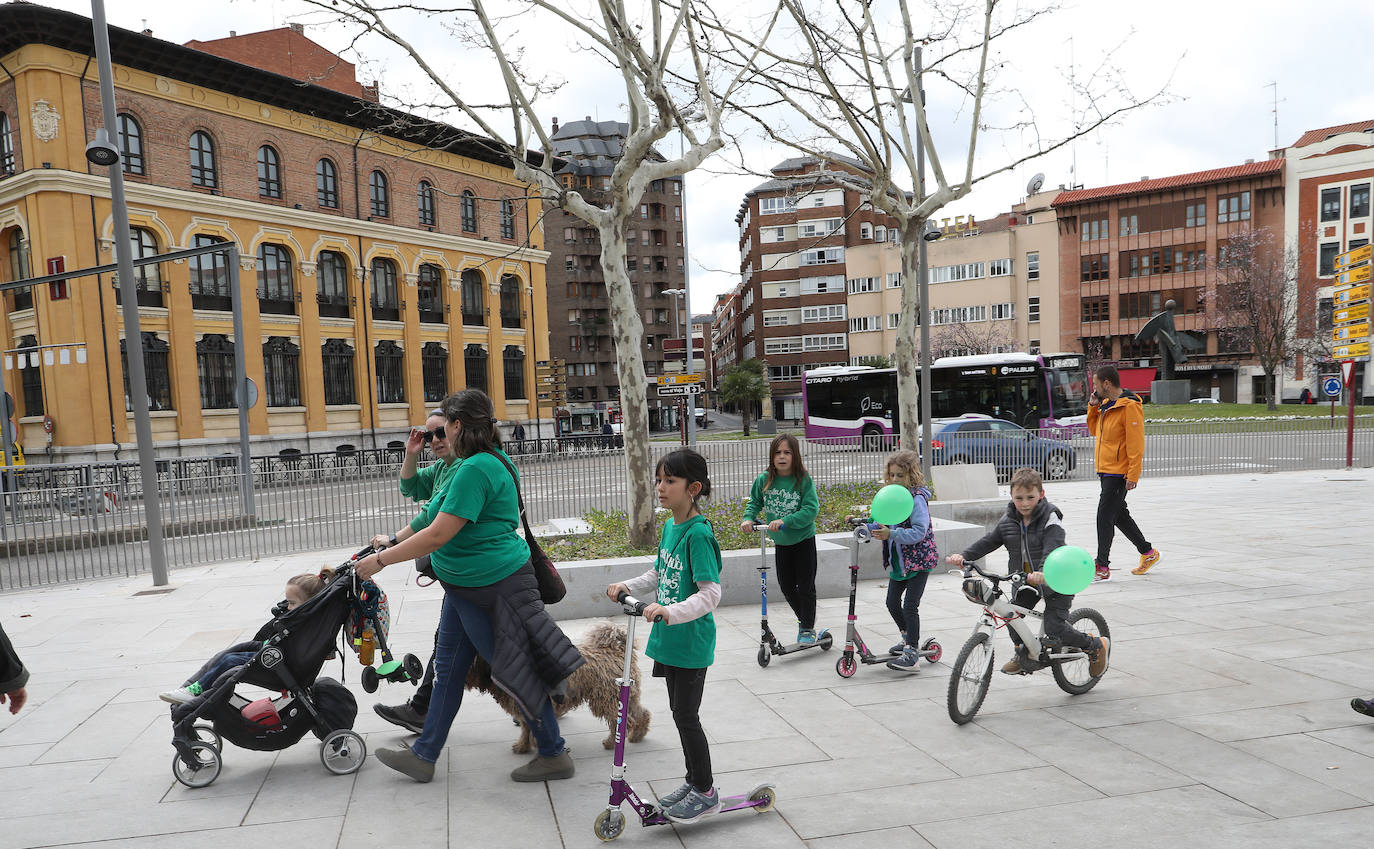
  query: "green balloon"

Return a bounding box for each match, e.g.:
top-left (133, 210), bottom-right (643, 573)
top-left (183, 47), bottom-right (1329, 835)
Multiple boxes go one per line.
top-left (870, 484), bottom-right (915, 525)
top-left (1042, 545), bottom-right (1095, 595)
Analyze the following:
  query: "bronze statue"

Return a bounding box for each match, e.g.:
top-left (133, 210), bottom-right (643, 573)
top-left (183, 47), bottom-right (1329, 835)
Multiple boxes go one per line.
top-left (1133, 299), bottom-right (1204, 380)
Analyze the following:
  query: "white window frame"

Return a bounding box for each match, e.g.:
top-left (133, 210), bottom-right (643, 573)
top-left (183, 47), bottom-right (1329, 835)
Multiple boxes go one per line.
top-left (802, 304), bottom-right (846, 323)
top-left (800, 275), bottom-right (845, 294)
top-left (800, 247), bottom-right (844, 266)
top-left (886, 272), bottom-right (903, 288)
top-left (990, 302), bottom-right (1014, 321)
top-left (989, 258), bottom-right (1013, 277)
top-left (1028, 296), bottom-right (1041, 323)
top-left (764, 336), bottom-right (803, 355)
top-left (847, 276), bottom-right (878, 294)
top-left (1026, 251), bottom-right (1040, 280)
top-left (848, 315), bottom-right (881, 333)
top-left (802, 333), bottom-right (846, 351)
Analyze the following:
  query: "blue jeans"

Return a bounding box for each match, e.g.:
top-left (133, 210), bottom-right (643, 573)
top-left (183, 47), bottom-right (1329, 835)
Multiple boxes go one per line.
top-left (411, 583), bottom-right (565, 763)
top-left (185, 644), bottom-right (257, 690)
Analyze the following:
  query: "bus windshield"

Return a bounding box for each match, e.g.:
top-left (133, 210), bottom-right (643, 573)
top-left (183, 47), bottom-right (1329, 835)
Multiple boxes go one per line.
top-left (1044, 355), bottom-right (1089, 419)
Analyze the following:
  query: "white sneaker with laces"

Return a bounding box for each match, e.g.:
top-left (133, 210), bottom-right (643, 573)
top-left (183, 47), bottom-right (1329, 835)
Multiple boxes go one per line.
top-left (159, 686), bottom-right (197, 705)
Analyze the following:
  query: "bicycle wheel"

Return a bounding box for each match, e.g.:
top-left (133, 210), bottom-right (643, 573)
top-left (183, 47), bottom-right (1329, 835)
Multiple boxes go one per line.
top-left (1051, 608), bottom-right (1111, 695)
top-left (946, 632), bottom-right (994, 725)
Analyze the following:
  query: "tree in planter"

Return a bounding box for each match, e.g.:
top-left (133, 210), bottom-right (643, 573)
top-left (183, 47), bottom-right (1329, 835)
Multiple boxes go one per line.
top-left (303, 0), bottom-right (782, 547)
top-left (1211, 227), bottom-right (1299, 411)
top-left (719, 359), bottom-right (769, 437)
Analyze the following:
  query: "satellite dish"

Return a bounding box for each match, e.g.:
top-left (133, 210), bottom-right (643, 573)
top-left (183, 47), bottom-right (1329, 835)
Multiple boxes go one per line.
top-left (1026, 173), bottom-right (1046, 195)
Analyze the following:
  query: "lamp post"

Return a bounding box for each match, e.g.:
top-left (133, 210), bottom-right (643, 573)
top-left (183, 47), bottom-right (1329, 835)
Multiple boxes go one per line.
top-left (89, 0), bottom-right (169, 586)
top-left (913, 46), bottom-right (942, 482)
top-left (662, 288), bottom-right (687, 437)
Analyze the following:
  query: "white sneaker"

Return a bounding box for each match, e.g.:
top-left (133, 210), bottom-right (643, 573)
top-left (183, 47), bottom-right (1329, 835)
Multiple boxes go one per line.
top-left (159, 686), bottom-right (197, 705)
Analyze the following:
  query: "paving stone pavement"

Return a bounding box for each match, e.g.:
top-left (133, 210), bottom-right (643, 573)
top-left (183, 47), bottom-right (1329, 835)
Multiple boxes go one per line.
top-left (2, 467), bottom-right (1372, 848)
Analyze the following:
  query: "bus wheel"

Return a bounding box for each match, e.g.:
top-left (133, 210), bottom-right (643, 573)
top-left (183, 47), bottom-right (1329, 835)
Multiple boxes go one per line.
top-left (861, 426), bottom-right (883, 452)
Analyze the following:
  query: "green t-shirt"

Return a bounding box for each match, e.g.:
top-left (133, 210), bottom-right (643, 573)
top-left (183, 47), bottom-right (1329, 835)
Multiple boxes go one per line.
top-left (409, 456), bottom-right (464, 527)
top-left (743, 472), bottom-right (819, 546)
top-left (400, 457), bottom-right (460, 503)
top-left (430, 451), bottom-right (530, 587)
top-left (645, 515), bottom-right (722, 669)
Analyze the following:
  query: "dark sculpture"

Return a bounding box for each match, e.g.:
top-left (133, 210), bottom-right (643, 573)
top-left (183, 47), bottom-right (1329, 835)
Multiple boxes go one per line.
top-left (1133, 299), bottom-right (1205, 380)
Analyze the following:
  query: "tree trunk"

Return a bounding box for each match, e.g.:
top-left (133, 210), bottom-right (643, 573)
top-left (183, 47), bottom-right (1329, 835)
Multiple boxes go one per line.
top-left (894, 226), bottom-right (922, 449)
top-left (742, 406), bottom-right (751, 437)
top-left (599, 222), bottom-right (656, 549)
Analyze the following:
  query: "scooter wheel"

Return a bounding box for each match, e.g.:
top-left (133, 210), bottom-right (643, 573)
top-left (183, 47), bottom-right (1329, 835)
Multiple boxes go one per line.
top-left (836, 655), bottom-right (857, 678)
top-left (756, 645), bottom-right (771, 668)
top-left (748, 785), bottom-right (777, 813)
top-left (922, 637), bottom-right (943, 664)
top-left (594, 808), bottom-right (626, 842)
top-left (403, 653), bottom-right (424, 681)
top-left (818, 630), bottom-right (834, 651)
top-left (360, 666), bottom-right (379, 694)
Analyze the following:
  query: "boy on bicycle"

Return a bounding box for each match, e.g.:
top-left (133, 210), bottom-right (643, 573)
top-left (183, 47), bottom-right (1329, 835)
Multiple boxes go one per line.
top-left (945, 468), bottom-right (1109, 678)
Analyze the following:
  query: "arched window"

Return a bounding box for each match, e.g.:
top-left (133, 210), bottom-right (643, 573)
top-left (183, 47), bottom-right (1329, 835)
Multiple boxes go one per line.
top-left (499, 274), bottom-right (522, 328)
top-left (17, 335), bottom-right (43, 415)
top-left (189, 131), bottom-right (217, 188)
top-left (0, 112), bottom-right (14, 176)
top-left (257, 243), bottom-right (295, 315)
top-left (263, 337), bottom-right (301, 407)
top-left (463, 344), bottom-right (487, 393)
top-left (317, 158), bottom-right (339, 208)
top-left (417, 263), bottom-right (443, 323)
top-left (257, 145), bottom-right (282, 198)
top-left (418, 181), bottom-right (436, 227)
top-left (316, 250), bottom-right (350, 318)
top-left (422, 342), bottom-right (448, 403)
top-left (369, 170), bottom-right (390, 218)
top-left (460, 268), bottom-right (485, 326)
top-left (127, 227), bottom-right (162, 307)
top-left (374, 340), bottom-right (405, 403)
top-left (5, 228), bottom-right (32, 311)
top-left (461, 190), bottom-right (477, 232)
top-left (120, 332), bottom-right (172, 412)
top-left (503, 346), bottom-right (526, 400)
top-left (500, 198), bottom-right (516, 239)
top-left (189, 234), bottom-right (231, 310)
top-left (370, 257), bottom-right (399, 321)
top-left (196, 334), bottom-right (236, 409)
top-left (321, 338), bottom-right (356, 405)
top-left (117, 113), bottom-right (144, 175)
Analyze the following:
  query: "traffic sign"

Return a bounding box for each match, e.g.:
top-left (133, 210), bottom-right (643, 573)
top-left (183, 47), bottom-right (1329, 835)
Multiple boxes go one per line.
top-left (656, 383), bottom-right (702, 396)
top-left (1333, 321), bottom-right (1371, 343)
top-left (656, 374), bottom-right (703, 386)
top-left (1336, 283), bottom-right (1371, 306)
top-left (1333, 341), bottom-right (1370, 359)
top-left (1322, 375), bottom-right (1343, 397)
top-left (1336, 244), bottom-right (1372, 270)
top-left (1336, 265), bottom-right (1372, 286)
top-left (1344, 360), bottom-right (1358, 386)
top-left (1335, 303), bottom-right (1370, 324)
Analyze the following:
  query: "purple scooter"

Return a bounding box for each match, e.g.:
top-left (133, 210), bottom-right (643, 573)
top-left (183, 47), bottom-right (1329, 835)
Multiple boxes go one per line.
top-left (594, 592), bottom-right (777, 842)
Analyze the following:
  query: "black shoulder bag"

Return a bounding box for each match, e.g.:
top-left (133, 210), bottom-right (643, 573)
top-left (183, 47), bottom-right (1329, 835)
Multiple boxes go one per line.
top-left (486, 450), bottom-right (567, 605)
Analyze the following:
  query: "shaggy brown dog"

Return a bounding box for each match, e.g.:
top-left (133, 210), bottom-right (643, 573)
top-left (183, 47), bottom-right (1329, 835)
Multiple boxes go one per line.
top-left (465, 621), bottom-right (651, 753)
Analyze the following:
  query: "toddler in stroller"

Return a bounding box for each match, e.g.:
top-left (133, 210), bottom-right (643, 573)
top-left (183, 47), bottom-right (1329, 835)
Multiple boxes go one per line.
top-left (168, 550), bottom-right (378, 788)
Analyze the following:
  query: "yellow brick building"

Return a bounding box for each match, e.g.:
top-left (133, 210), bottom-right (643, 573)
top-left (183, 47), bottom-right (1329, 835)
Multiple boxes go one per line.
top-left (0, 7), bottom-right (551, 463)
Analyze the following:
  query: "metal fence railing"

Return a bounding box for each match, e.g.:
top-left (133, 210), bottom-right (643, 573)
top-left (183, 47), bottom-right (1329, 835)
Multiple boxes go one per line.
top-left (2, 415), bottom-right (1369, 591)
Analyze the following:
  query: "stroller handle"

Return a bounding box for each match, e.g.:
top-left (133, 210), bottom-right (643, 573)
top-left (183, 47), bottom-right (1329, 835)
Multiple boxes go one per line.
top-left (615, 591), bottom-right (665, 622)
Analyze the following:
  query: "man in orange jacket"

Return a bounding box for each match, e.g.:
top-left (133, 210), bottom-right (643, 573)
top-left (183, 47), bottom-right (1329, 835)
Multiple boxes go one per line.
top-left (1086, 365), bottom-right (1160, 582)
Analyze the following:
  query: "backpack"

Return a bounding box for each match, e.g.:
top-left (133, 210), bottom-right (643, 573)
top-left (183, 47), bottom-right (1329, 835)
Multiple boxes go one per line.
top-left (309, 677), bottom-right (358, 739)
top-left (898, 490), bottom-right (939, 576)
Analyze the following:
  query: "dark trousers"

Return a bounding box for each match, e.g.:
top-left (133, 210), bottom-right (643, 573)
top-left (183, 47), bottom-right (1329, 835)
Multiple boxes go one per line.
top-left (659, 663), bottom-right (712, 792)
top-left (885, 569), bottom-right (930, 647)
top-left (1009, 589), bottom-right (1096, 652)
top-left (1096, 475), bottom-right (1151, 569)
top-left (774, 537), bottom-right (818, 630)
top-left (409, 628), bottom-right (439, 714)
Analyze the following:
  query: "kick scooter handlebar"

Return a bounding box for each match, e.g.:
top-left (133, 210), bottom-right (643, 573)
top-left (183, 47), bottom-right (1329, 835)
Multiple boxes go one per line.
top-left (615, 591), bottom-right (665, 622)
top-left (748, 522), bottom-right (782, 533)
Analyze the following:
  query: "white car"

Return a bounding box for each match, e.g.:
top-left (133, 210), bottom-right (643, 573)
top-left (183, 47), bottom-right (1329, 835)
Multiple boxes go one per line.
top-left (1188, 397), bottom-right (1220, 404)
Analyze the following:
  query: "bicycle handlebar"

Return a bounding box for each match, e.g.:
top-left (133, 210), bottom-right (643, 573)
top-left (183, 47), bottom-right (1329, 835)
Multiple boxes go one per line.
top-left (959, 560), bottom-right (1024, 584)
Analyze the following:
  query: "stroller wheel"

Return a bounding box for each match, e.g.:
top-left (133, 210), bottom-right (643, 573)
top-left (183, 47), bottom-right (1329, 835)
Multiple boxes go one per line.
top-left (403, 653), bottom-right (424, 682)
top-left (172, 742), bottom-right (222, 788)
top-left (361, 666), bottom-right (380, 694)
top-left (191, 723), bottom-right (222, 751)
top-left (321, 729), bottom-right (367, 775)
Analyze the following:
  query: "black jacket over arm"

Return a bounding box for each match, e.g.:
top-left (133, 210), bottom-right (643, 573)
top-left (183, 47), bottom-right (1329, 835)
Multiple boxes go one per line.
top-left (1, 619), bottom-right (29, 693)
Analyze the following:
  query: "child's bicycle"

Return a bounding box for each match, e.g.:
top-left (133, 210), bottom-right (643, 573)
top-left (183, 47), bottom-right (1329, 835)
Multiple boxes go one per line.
top-left (946, 560), bottom-right (1110, 724)
top-left (835, 520), bottom-right (941, 678)
top-left (749, 523), bottom-right (833, 666)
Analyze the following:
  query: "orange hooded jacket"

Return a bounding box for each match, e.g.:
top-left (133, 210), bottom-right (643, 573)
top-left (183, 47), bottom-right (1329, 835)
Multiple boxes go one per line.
top-left (1086, 392), bottom-right (1145, 482)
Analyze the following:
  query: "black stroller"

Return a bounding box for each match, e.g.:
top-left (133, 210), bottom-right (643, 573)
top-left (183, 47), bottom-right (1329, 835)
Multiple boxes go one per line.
top-left (170, 548), bottom-right (394, 787)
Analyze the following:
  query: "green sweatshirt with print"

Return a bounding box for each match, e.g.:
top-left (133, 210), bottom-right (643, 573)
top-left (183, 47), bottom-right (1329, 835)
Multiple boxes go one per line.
top-left (743, 472), bottom-right (819, 546)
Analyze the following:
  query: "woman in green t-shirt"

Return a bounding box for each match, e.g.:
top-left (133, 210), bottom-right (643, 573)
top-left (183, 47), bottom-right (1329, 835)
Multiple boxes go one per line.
top-left (356, 389), bottom-right (583, 785)
top-left (606, 449), bottom-right (724, 824)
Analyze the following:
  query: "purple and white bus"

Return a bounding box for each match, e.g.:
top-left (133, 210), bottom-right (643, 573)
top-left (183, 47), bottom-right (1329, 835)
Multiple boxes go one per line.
top-left (803, 353), bottom-right (1090, 444)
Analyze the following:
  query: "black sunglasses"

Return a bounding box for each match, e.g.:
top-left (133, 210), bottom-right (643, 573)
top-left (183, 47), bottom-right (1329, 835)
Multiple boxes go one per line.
top-left (422, 426), bottom-right (446, 444)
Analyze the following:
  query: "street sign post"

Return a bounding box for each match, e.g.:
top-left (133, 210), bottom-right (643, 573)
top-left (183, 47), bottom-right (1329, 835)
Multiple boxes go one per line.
top-left (1335, 303), bottom-right (1371, 324)
top-left (1333, 321), bottom-right (1372, 343)
top-left (1332, 341), bottom-right (1371, 359)
top-left (656, 374), bottom-right (704, 386)
top-left (1334, 265), bottom-right (1372, 286)
top-left (1335, 283), bottom-right (1371, 306)
top-left (656, 383), bottom-right (703, 396)
top-left (1321, 374), bottom-right (1343, 398)
top-left (1342, 360), bottom-right (1358, 468)
top-left (1335, 244), bottom-right (1372, 270)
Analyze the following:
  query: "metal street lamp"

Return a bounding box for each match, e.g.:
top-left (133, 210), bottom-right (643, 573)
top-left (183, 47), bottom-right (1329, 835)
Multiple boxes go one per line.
top-left (662, 288), bottom-right (686, 436)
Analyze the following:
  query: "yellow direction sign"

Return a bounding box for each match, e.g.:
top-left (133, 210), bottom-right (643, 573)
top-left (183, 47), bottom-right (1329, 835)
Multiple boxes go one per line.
top-left (1334, 303), bottom-right (1371, 324)
top-left (1336, 244), bottom-right (1373, 270)
top-left (1336, 283), bottom-right (1371, 306)
top-left (656, 374), bottom-right (703, 386)
top-left (1332, 341), bottom-right (1370, 359)
top-left (1333, 321), bottom-right (1371, 343)
top-left (1336, 265), bottom-right (1373, 286)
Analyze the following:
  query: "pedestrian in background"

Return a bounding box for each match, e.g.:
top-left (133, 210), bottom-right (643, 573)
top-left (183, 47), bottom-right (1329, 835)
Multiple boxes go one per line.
top-left (2, 618), bottom-right (29, 715)
top-left (1087, 365), bottom-right (1160, 582)
top-left (741, 434), bottom-right (821, 645)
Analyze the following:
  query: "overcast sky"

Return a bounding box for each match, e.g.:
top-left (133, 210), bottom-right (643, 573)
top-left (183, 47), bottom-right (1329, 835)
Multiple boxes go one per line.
top-left (39, 0), bottom-right (1374, 313)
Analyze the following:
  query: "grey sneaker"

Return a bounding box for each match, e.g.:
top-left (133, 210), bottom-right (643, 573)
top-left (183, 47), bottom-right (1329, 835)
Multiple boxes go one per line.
top-left (886, 647), bottom-right (920, 673)
top-left (374, 702), bottom-right (426, 734)
top-left (889, 634), bottom-right (907, 655)
top-left (656, 782), bottom-right (694, 808)
top-left (665, 786), bottom-right (721, 822)
top-left (511, 748), bottom-right (575, 782)
top-left (375, 745), bottom-right (435, 783)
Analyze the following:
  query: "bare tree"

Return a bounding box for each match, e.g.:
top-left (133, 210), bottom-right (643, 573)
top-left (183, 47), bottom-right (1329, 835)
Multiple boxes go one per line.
top-left (931, 320), bottom-right (1018, 358)
top-left (301, 0), bottom-right (780, 546)
top-left (1211, 227), bottom-right (1299, 410)
top-left (708, 0), bottom-right (1167, 449)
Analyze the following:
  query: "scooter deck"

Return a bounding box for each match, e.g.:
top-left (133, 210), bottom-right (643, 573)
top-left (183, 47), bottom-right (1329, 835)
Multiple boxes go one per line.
top-left (639, 784), bottom-right (775, 825)
top-left (768, 631), bottom-right (834, 656)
